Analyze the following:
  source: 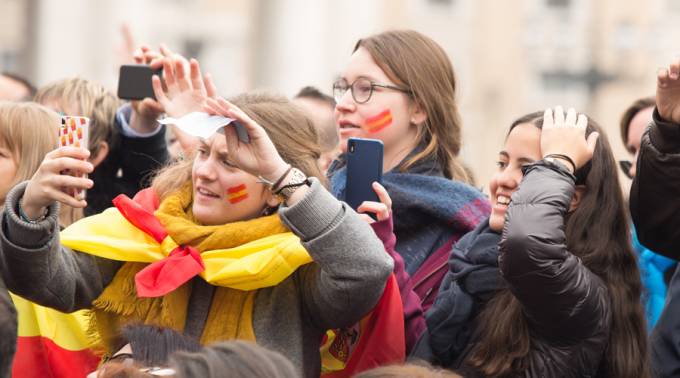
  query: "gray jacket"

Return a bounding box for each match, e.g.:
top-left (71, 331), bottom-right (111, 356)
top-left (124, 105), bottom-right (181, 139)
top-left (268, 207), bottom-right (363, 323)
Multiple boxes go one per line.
top-left (0, 179), bottom-right (393, 378)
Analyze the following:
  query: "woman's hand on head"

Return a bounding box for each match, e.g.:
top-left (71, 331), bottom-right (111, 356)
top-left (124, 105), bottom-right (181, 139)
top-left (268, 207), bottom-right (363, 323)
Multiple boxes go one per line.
top-left (657, 59), bottom-right (680, 124)
top-left (203, 97), bottom-right (289, 181)
top-left (357, 182), bottom-right (392, 224)
top-left (21, 147), bottom-right (94, 218)
top-left (151, 52), bottom-right (218, 119)
top-left (540, 107), bottom-right (599, 172)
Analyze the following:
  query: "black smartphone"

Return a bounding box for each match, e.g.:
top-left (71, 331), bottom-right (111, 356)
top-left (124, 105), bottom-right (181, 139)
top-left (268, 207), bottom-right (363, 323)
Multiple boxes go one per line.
top-left (346, 138), bottom-right (384, 212)
top-left (117, 64), bottom-right (162, 100)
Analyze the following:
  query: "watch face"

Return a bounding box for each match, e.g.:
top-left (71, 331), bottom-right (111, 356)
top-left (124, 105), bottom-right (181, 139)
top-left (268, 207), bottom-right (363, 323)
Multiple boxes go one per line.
top-left (277, 168), bottom-right (309, 200)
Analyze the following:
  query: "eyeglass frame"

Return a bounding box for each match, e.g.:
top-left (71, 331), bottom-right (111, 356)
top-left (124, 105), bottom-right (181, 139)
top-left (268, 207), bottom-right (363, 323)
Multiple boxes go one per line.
top-left (332, 77), bottom-right (412, 104)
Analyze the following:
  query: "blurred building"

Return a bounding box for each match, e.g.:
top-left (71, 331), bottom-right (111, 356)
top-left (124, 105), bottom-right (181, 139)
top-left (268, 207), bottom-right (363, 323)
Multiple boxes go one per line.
top-left (2, 0), bottom-right (680, 189)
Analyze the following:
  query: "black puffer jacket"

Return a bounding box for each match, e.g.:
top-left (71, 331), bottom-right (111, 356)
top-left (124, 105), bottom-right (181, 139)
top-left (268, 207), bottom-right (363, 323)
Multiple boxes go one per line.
top-left (630, 109), bottom-right (680, 259)
top-left (630, 110), bottom-right (680, 377)
top-left (475, 162), bottom-right (610, 377)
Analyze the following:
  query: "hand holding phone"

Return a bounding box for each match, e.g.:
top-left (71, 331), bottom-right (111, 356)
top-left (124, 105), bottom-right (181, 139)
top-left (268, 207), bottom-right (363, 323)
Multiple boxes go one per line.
top-left (117, 64), bottom-right (163, 100)
top-left (345, 138), bottom-right (384, 213)
top-left (356, 182), bottom-right (392, 224)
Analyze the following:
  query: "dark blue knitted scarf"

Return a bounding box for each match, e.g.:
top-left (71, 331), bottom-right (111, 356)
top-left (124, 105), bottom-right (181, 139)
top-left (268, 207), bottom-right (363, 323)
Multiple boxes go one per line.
top-left (411, 219), bottom-right (503, 367)
top-left (329, 156), bottom-right (490, 275)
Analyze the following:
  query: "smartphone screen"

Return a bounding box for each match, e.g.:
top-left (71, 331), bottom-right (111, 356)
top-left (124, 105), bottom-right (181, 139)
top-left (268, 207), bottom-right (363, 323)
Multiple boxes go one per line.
top-left (345, 138), bottom-right (384, 212)
top-left (117, 64), bottom-right (162, 100)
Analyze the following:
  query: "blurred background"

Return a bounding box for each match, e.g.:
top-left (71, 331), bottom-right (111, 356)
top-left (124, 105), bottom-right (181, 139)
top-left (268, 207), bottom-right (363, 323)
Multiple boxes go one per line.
top-left (2, 0), bottom-right (680, 190)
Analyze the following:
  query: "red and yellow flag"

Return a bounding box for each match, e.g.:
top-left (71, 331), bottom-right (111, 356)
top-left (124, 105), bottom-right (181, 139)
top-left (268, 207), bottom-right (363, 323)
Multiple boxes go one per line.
top-left (365, 110), bottom-right (393, 134)
top-left (320, 274), bottom-right (405, 377)
top-left (227, 184), bottom-right (249, 204)
top-left (11, 294), bottom-right (100, 378)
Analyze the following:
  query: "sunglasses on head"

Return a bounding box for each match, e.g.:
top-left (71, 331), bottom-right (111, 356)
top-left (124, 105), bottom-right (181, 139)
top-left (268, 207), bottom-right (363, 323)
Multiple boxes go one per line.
top-left (619, 160), bottom-right (633, 180)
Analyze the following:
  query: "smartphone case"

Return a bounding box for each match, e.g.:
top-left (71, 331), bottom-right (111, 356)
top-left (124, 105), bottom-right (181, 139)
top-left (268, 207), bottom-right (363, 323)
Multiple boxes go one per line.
top-left (59, 116), bottom-right (89, 200)
top-left (345, 138), bottom-right (384, 211)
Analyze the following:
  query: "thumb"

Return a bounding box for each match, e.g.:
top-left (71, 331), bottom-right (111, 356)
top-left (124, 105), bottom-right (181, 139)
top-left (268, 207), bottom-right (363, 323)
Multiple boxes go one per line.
top-left (586, 132), bottom-right (599, 155)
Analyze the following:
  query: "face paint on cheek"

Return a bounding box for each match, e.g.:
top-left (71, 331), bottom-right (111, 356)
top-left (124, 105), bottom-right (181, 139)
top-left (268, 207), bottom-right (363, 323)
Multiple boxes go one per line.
top-left (365, 109), bottom-right (393, 133)
top-left (226, 184), bottom-right (249, 204)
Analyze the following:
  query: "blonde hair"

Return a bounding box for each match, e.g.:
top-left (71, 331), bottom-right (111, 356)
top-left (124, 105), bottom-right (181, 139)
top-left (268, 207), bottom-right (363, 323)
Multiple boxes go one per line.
top-left (152, 92), bottom-right (324, 202)
top-left (34, 78), bottom-right (121, 158)
top-left (0, 101), bottom-right (84, 226)
top-left (355, 30), bottom-right (471, 183)
top-left (0, 101), bottom-right (58, 187)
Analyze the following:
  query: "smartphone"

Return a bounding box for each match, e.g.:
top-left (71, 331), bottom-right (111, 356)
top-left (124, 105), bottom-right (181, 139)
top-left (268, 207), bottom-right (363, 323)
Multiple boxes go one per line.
top-left (117, 64), bottom-right (162, 100)
top-left (59, 116), bottom-right (90, 200)
top-left (345, 138), bottom-right (384, 212)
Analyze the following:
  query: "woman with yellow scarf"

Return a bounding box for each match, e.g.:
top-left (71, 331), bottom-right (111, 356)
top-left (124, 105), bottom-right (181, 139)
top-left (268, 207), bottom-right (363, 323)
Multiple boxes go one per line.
top-left (0, 90), bottom-right (393, 377)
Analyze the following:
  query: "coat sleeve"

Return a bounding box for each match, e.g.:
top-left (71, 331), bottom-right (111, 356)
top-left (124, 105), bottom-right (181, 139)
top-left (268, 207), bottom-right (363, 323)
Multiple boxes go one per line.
top-left (370, 215), bottom-right (426, 353)
top-left (630, 109), bottom-right (680, 259)
top-left (278, 178), bottom-right (394, 330)
top-left (114, 104), bottom-right (169, 190)
top-left (500, 162), bottom-right (609, 341)
top-left (0, 182), bottom-right (122, 313)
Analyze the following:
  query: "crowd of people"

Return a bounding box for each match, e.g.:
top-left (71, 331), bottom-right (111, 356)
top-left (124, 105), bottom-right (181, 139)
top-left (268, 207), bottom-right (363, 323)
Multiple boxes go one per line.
top-left (0, 28), bottom-right (678, 378)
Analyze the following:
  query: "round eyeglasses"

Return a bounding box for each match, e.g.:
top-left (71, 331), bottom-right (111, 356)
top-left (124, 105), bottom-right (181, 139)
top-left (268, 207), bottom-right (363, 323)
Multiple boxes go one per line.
top-left (332, 77), bottom-right (411, 104)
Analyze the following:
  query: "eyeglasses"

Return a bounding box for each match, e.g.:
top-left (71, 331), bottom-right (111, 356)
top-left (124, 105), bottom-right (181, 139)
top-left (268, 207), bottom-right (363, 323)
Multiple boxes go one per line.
top-left (619, 160), bottom-right (633, 180)
top-left (332, 77), bottom-right (411, 104)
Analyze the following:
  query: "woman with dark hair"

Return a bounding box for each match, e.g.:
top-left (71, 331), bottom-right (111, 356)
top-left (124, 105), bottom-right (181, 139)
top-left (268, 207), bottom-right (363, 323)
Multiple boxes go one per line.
top-left (417, 107), bottom-right (649, 377)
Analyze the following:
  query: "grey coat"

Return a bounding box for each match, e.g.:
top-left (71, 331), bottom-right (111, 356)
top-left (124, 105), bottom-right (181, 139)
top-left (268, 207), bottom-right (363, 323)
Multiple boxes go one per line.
top-left (0, 178), bottom-right (393, 378)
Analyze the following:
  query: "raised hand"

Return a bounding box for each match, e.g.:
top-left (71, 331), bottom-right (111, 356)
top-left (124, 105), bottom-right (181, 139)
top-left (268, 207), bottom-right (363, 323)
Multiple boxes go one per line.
top-left (21, 147), bottom-right (94, 219)
top-left (152, 54), bottom-right (217, 119)
top-left (657, 59), bottom-right (680, 124)
top-left (203, 97), bottom-right (288, 181)
top-left (357, 182), bottom-right (392, 224)
top-left (540, 106), bottom-right (599, 172)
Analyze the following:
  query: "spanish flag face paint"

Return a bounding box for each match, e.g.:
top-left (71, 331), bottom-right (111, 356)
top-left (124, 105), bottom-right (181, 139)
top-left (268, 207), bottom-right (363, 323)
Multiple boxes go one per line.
top-left (227, 183), bottom-right (249, 204)
top-left (365, 109), bottom-right (393, 134)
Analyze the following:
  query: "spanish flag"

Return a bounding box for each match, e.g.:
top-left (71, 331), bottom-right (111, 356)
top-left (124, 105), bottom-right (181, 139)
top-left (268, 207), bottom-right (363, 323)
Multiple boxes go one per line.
top-left (320, 274), bottom-right (405, 377)
top-left (11, 294), bottom-right (101, 378)
top-left (365, 110), bottom-right (392, 134)
top-left (227, 184), bottom-right (249, 204)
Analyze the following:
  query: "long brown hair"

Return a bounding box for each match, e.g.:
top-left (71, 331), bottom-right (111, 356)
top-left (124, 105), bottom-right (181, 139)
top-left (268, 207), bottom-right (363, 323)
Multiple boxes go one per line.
top-left (354, 30), bottom-right (470, 183)
top-left (152, 92), bottom-right (324, 201)
top-left (467, 112), bottom-right (649, 377)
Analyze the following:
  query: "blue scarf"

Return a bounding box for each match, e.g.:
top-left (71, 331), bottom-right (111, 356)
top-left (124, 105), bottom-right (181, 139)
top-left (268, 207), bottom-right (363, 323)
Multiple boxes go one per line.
top-left (411, 219), bottom-right (503, 366)
top-left (329, 156), bottom-right (490, 275)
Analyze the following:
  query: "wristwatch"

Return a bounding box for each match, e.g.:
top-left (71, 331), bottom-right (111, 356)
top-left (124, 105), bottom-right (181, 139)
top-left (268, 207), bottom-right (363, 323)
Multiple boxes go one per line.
top-left (274, 168), bottom-right (310, 201)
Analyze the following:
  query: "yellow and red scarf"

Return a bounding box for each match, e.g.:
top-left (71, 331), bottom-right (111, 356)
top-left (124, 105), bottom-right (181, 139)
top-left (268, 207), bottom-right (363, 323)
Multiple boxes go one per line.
top-left (59, 184), bottom-right (312, 350)
top-left (60, 184), bottom-right (313, 296)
